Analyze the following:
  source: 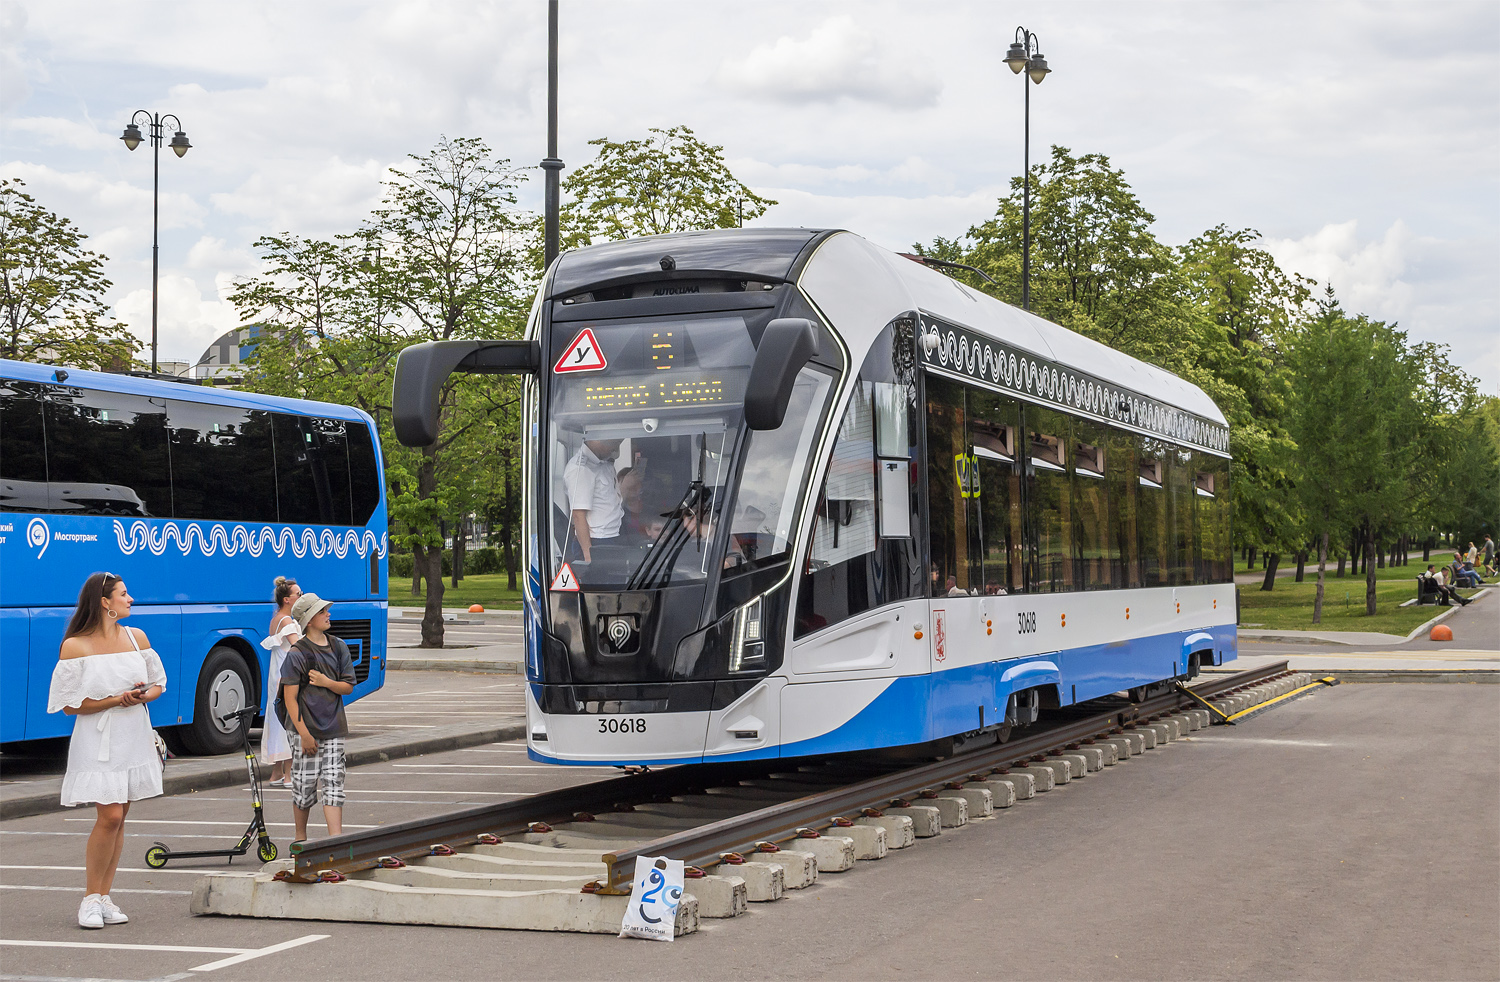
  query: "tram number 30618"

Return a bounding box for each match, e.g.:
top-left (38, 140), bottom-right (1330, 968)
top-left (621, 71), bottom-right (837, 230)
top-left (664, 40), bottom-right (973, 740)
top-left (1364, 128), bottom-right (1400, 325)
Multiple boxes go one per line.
top-left (598, 717), bottom-right (648, 734)
top-left (1017, 611), bottom-right (1037, 634)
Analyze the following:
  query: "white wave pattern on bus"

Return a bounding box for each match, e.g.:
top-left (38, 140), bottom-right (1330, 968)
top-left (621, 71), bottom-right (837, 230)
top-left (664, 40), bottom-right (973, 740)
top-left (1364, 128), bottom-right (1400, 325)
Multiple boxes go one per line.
top-left (112, 520), bottom-right (388, 560)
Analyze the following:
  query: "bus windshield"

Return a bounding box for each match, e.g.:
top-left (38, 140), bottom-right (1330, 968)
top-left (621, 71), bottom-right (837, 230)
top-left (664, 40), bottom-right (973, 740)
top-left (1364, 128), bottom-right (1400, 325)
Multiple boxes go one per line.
top-left (546, 315), bottom-right (832, 591)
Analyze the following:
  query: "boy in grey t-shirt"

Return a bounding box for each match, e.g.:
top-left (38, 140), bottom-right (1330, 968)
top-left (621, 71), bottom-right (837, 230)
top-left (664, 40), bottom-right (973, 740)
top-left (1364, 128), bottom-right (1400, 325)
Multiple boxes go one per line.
top-left (281, 593), bottom-right (355, 840)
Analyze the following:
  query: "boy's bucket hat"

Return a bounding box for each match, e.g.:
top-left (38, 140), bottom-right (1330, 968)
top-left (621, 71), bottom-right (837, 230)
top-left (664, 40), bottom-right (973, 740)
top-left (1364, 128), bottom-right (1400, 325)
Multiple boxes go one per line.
top-left (291, 593), bottom-right (332, 633)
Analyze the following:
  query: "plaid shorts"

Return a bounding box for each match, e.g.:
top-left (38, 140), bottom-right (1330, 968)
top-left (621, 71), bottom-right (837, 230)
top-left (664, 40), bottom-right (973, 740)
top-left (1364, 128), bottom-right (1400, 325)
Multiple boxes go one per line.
top-left (290, 737), bottom-right (346, 809)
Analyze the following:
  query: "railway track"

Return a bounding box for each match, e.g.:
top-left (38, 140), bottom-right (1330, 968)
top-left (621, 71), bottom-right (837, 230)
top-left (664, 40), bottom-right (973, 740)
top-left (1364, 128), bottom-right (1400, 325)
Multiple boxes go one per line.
top-left (194, 661), bottom-right (1335, 933)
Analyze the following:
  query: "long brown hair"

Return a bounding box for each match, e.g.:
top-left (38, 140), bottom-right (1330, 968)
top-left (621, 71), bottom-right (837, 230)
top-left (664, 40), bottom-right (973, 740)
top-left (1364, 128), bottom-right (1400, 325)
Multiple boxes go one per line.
top-left (64, 572), bottom-right (123, 641)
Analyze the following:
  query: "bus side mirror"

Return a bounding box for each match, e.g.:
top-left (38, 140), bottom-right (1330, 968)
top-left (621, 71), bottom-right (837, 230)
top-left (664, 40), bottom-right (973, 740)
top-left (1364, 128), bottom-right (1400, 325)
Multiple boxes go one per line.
top-left (393, 339), bottom-right (540, 447)
top-left (744, 318), bottom-right (819, 431)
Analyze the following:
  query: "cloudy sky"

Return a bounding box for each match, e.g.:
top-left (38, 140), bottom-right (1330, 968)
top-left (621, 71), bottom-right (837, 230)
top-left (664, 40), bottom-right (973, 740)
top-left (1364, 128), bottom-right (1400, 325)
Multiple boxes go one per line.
top-left (3, 0), bottom-right (1496, 390)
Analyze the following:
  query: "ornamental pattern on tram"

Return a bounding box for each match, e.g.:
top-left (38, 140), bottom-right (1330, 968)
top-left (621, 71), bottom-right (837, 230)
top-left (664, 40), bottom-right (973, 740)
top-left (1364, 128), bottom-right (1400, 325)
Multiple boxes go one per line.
top-left (112, 520), bottom-right (388, 560)
top-left (918, 315), bottom-right (1231, 455)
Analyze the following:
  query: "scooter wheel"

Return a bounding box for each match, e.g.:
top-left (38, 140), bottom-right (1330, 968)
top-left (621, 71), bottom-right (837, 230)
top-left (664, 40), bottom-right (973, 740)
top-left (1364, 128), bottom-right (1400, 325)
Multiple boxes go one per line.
top-left (144, 844), bottom-right (169, 869)
top-left (258, 840), bottom-right (278, 863)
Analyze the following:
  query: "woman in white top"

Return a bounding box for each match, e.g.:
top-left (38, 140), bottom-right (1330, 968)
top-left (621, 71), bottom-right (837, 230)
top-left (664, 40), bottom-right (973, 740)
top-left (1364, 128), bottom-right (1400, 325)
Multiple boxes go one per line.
top-left (48, 572), bottom-right (167, 930)
top-left (258, 577), bottom-right (301, 786)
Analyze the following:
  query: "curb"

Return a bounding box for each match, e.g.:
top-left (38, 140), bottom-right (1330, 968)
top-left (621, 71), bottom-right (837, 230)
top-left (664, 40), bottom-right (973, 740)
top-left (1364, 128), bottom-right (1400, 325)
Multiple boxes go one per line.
top-left (388, 659), bottom-right (523, 674)
top-left (1404, 602), bottom-right (1464, 641)
top-left (1333, 670), bottom-right (1499, 684)
top-left (0, 720), bottom-right (527, 822)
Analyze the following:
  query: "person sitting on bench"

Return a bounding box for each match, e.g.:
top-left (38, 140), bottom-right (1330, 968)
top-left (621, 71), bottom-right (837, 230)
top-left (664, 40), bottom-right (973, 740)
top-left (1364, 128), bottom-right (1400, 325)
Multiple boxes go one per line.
top-left (1421, 565), bottom-right (1470, 606)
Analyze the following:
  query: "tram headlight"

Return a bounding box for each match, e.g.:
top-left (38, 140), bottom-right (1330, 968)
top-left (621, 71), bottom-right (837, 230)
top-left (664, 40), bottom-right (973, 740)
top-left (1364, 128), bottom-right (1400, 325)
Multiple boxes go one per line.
top-left (728, 596), bottom-right (765, 672)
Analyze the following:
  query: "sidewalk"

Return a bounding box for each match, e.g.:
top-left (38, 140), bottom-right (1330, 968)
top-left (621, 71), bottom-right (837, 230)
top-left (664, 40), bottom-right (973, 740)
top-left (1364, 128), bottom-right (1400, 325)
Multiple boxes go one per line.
top-left (0, 715), bottom-right (525, 822)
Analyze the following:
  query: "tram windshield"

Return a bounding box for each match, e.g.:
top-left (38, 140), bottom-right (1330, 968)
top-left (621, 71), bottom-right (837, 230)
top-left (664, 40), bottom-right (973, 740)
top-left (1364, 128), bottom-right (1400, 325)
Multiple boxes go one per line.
top-left (547, 314), bottom-right (832, 591)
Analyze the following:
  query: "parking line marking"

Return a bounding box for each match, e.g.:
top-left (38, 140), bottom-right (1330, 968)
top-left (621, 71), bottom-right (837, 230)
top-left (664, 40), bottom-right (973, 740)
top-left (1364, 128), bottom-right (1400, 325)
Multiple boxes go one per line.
top-left (59, 820), bottom-right (378, 829)
top-left (0, 940), bottom-right (246, 954)
top-left (0, 885), bottom-right (192, 895)
top-left (2, 865), bottom-right (244, 876)
top-left (188, 934), bottom-right (328, 972)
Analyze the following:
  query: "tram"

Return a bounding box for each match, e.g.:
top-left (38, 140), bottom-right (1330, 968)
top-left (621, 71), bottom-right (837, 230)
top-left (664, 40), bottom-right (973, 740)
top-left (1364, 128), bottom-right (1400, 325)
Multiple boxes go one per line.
top-left (393, 229), bottom-right (1236, 765)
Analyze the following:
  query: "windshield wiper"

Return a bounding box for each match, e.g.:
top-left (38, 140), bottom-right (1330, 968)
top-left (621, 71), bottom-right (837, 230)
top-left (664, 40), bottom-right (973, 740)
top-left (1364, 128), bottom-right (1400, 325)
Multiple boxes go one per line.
top-left (624, 481), bottom-right (706, 591)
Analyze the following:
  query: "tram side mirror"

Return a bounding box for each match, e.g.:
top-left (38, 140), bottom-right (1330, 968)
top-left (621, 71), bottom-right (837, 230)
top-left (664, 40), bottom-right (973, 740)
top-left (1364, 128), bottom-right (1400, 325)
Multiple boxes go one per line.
top-left (393, 339), bottom-right (540, 446)
top-left (744, 318), bottom-right (820, 430)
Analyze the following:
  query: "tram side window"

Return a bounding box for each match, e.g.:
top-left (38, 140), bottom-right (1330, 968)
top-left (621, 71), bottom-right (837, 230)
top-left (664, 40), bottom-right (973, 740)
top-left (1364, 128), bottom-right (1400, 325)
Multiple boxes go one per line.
top-left (168, 400), bottom-right (278, 523)
top-left (348, 422), bottom-right (383, 526)
top-left (0, 380), bottom-right (48, 511)
top-left (1071, 418), bottom-right (1119, 590)
top-left (925, 376), bottom-right (979, 597)
top-left (41, 387), bottom-right (172, 517)
top-left (1026, 406), bottom-right (1072, 593)
top-left (796, 378), bottom-right (921, 637)
top-left (1167, 445), bottom-right (1196, 585)
top-left (1195, 451), bottom-right (1232, 583)
top-left (968, 388), bottom-right (1024, 595)
top-left (274, 414), bottom-right (354, 525)
top-left (1137, 437), bottom-right (1170, 587)
top-left (1107, 429), bottom-right (1141, 587)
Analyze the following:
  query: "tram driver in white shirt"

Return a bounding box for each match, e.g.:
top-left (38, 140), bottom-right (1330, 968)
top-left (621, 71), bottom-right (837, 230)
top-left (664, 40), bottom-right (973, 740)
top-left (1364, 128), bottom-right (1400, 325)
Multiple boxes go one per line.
top-left (563, 438), bottom-right (624, 564)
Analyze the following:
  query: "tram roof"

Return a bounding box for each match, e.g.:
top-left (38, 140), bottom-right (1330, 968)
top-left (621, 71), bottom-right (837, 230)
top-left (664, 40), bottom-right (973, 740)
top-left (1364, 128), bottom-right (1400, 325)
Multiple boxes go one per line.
top-left (0, 358), bottom-right (377, 424)
top-left (550, 227), bottom-right (1226, 427)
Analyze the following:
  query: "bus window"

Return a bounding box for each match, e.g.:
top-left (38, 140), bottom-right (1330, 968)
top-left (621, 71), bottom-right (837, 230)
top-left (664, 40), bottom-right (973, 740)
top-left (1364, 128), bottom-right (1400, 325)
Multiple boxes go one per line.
top-left (41, 386), bottom-right (171, 517)
top-left (0, 380), bottom-right (47, 511)
top-left (925, 376), bottom-right (977, 597)
top-left (969, 388), bottom-right (1023, 595)
top-left (274, 414), bottom-right (354, 525)
top-left (1026, 406), bottom-right (1072, 593)
top-left (168, 400), bottom-right (278, 522)
top-left (1071, 419), bottom-right (1118, 591)
top-left (348, 422), bottom-right (382, 526)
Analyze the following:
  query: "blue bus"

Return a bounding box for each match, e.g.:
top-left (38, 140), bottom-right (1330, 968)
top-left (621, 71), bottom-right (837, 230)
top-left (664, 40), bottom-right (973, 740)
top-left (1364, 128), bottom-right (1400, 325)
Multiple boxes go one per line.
top-left (0, 359), bottom-right (388, 755)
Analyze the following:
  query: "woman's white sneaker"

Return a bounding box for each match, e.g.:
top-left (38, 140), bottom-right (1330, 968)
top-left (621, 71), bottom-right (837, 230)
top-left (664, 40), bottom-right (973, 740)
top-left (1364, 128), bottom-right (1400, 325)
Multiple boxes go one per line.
top-left (99, 895), bottom-right (128, 924)
top-left (78, 894), bottom-right (104, 929)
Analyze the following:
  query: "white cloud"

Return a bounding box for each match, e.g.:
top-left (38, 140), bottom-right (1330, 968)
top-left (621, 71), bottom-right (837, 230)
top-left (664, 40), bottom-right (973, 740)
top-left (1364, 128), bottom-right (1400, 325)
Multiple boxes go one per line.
top-left (717, 15), bottom-right (943, 109)
top-left (3, 115), bottom-right (112, 150)
top-left (0, 1), bottom-right (32, 114)
top-left (113, 273), bottom-right (242, 365)
top-left (1265, 221), bottom-right (1416, 324)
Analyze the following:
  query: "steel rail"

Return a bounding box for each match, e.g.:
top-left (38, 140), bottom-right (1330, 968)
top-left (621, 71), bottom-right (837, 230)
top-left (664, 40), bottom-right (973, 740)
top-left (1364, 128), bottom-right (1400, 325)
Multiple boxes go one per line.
top-left (291, 660), bottom-right (1289, 884)
top-left (596, 660), bottom-right (1293, 891)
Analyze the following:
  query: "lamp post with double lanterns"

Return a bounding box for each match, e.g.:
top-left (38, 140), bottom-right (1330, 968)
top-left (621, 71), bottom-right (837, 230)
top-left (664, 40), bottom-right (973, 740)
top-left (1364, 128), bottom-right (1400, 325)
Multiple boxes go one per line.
top-left (1003, 27), bottom-right (1051, 312)
top-left (119, 111), bottom-right (192, 374)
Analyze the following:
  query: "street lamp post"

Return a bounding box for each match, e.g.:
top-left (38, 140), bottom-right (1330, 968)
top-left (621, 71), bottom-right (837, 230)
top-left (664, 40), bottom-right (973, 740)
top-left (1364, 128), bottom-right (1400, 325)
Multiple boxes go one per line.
top-left (540, 0), bottom-right (564, 268)
top-left (120, 111), bottom-right (192, 374)
top-left (1003, 28), bottom-right (1051, 312)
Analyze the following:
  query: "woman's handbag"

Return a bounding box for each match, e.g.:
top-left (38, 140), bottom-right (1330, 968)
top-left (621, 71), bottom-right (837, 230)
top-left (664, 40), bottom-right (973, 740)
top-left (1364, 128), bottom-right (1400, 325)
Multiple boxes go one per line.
top-left (153, 729), bottom-right (169, 772)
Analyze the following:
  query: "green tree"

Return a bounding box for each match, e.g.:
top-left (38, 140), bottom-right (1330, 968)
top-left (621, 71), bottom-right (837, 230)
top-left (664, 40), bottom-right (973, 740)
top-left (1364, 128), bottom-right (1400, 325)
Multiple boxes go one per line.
top-left (558, 126), bottom-right (776, 248)
top-left (232, 137), bottom-right (531, 647)
top-left (0, 178), bottom-right (138, 370)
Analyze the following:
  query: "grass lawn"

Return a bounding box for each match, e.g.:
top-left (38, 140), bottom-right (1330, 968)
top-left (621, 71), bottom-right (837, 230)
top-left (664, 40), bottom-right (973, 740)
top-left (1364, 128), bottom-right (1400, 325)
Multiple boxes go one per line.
top-left (388, 573), bottom-right (524, 609)
top-left (1236, 561), bottom-right (1481, 635)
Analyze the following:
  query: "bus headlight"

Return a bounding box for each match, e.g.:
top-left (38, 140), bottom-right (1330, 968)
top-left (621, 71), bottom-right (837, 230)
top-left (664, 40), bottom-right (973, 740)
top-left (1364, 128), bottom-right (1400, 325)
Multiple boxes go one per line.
top-left (728, 596), bottom-right (765, 672)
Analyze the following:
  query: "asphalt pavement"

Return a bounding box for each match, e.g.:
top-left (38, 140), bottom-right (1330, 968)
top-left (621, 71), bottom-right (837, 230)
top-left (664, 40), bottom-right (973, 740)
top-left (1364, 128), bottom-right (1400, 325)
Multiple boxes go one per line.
top-left (1, 681), bottom-right (1493, 980)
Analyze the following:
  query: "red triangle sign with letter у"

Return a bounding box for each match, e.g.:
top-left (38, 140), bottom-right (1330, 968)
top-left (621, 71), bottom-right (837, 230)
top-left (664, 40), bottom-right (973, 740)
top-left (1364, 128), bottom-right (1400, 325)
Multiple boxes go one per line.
top-left (550, 563), bottom-right (581, 592)
top-left (553, 328), bottom-right (607, 373)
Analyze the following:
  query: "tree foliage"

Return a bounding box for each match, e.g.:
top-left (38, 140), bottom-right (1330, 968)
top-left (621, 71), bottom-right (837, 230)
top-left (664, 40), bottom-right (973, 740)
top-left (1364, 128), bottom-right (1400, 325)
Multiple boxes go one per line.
top-left (0, 178), bottom-right (139, 370)
top-left (558, 126), bottom-right (776, 247)
top-left (231, 138), bottom-right (530, 647)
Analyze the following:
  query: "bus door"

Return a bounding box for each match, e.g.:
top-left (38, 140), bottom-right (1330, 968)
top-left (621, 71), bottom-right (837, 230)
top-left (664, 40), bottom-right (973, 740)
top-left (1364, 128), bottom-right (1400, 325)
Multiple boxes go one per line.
top-left (0, 609), bottom-right (27, 742)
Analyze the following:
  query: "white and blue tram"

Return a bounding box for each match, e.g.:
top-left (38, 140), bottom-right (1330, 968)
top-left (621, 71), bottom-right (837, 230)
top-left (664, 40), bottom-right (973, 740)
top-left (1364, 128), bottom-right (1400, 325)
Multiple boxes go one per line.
top-left (393, 229), bottom-right (1236, 765)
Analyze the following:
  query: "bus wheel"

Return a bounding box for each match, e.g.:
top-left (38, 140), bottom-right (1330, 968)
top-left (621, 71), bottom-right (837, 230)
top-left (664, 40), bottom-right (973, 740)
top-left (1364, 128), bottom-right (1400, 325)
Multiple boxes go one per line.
top-left (180, 646), bottom-right (253, 756)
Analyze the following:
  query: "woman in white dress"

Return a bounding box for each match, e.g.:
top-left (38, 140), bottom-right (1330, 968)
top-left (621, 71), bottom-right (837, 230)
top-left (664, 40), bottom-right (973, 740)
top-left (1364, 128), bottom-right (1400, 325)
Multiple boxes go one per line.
top-left (48, 572), bottom-right (167, 930)
top-left (258, 577), bottom-right (301, 786)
